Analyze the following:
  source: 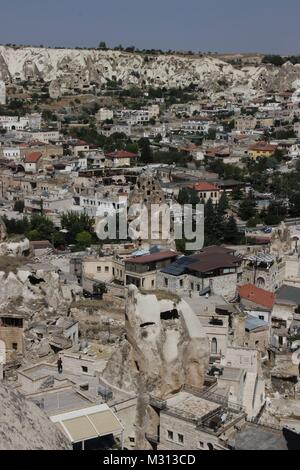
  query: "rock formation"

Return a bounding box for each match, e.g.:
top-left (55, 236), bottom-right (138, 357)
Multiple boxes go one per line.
top-left (1, 46), bottom-right (300, 97)
top-left (0, 217), bottom-right (7, 242)
top-left (0, 238), bottom-right (30, 256)
top-left (103, 286), bottom-right (209, 448)
top-left (271, 222), bottom-right (292, 255)
top-left (0, 381), bottom-right (70, 450)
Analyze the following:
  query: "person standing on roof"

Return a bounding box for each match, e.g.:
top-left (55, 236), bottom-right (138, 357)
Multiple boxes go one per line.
top-left (57, 357), bottom-right (63, 374)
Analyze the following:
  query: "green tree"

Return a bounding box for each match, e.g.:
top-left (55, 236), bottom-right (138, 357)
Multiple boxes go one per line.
top-left (223, 216), bottom-right (241, 244)
top-left (177, 188), bottom-right (190, 205)
top-left (189, 188), bottom-right (200, 206)
top-left (76, 231), bottom-right (92, 248)
top-left (238, 197), bottom-right (257, 221)
top-left (177, 188), bottom-right (199, 206)
top-left (290, 192), bottom-right (300, 217)
top-left (52, 231), bottom-right (66, 247)
top-left (61, 212), bottom-right (95, 244)
top-left (262, 55), bottom-right (285, 66)
top-left (98, 41), bottom-right (107, 50)
top-left (138, 138), bottom-right (153, 164)
top-left (204, 198), bottom-right (223, 246)
top-left (13, 200), bottom-right (24, 213)
top-left (218, 192), bottom-right (229, 215)
top-left (263, 201), bottom-right (287, 225)
top-left (28, 214), bottom-right (56, 240)
top-left (232, 187), bottom-right (243, 201)
top-left (27, 229), bottom-right (41, 241)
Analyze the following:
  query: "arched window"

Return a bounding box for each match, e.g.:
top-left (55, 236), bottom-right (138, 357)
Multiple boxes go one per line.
top-left (256, 277), bottom-right (265, 288)
top-left (211, 338), bottom-right (217, 355)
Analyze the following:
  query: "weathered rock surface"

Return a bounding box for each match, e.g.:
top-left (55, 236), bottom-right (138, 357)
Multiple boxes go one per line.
top-left (103, 286), bottom-right (209, 448)
top-left (1, 46), bottom-right (299, 96)
top-left (0, 381), bottom-right (70, 450)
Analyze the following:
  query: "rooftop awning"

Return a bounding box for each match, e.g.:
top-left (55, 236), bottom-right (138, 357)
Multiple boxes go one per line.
top-left (50, 404), bottom-right (123, 443)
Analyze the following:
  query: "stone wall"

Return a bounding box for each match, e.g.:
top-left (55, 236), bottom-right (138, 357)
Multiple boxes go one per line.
top-left (0, 326), bottom-right (23, 361)
top-left (157, 272), bottom-right (238, 298)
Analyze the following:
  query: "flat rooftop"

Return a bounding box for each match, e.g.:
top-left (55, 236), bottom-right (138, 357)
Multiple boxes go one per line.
top-left (233, 423), bottom-right (288, 450)
top-left (221, 367), bottom-right (244, 382)
top-left (19, 364), bottom-right (57, 381)
top-left (165, 391), bottom-right (220, 419)
top-left (28, 387), bottom-right (92, 415)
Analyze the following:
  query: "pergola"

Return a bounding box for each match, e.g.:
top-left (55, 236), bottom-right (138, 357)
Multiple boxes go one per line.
top-left (50, 404), bottom-right (124, 450)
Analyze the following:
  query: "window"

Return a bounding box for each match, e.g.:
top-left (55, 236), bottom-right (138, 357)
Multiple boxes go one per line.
top-left (164, 278), bottom-right (168, 287)
top-left (151, 280), bottom-right (155, 288)
top-left (81, 366), bottom-right (88, 373)
top-left (211, 338), bottom-right (217, 355)
top-left (190, 282), bottom-right (194, 290)
top-left (97, 266), bottom-right (101, 272)
top-left (105, 266), bottom-right (109, 272)
top-left (259, 315), bottom-right (264, 321)
top-left (199, 441), bottom-right (204, 449)
top-left (167, 430), bottom-right (173, 440)
top-left (12, 343), bottom-right (18, 351)
top-left (180, 279), bottom-right (183, 287)
top-left (178, 434), bottom-right (184, 444)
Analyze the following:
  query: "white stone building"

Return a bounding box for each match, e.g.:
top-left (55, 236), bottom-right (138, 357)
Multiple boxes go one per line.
top-left (95, 108), bottom-right (114, 122)
top-left (0, 81), bottom-right (6, 105)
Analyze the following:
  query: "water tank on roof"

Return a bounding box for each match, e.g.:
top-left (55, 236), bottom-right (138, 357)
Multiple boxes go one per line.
top-left (80, 339), bottom-right (88, 351)
top-left (98, 385), bottom-right (113, 401)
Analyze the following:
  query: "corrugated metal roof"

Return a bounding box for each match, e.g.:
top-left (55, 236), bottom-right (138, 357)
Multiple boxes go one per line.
top-left (126, 250), bottom-right (177, 265)
top-left (247, 254), bottom-right (275, 264)
top-left (161, 247), bottom-right (240, 276)
top-left (276, 285), bottom-right (300, 305)
top-left (245, 315), bottom-right (268, 331)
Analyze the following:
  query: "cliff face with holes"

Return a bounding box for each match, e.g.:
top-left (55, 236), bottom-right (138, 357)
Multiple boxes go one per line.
top-left (0, 381), bottom-right (70, 450)
top-left (103, 287), bottom-right (209, 448)
top-left (1, 45), bottom-right (300, 98)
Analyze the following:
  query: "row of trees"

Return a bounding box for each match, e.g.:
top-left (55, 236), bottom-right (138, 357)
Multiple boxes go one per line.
top-left (204, 194), bottom-right (241, 246)
top-left (175, 189), bottom-right (241, 250)
top-left (69, 127), bottom-right (139, 154)
top-left (3, 212), bottom-right (98, 250)
top-left (262, 54), bottom-right (300, 66)
top-left (238, 194), bottom-right (300, 227)
top-left (138, 138), bottom-right (192, 166)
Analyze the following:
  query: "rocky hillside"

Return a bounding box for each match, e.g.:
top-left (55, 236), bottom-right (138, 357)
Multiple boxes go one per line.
top-left (1, 45), bottom-right (300, 97)
top-left (0, 381), bottom-right (70, 450)
top-left (103, 286), bottom-right (209, 449)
